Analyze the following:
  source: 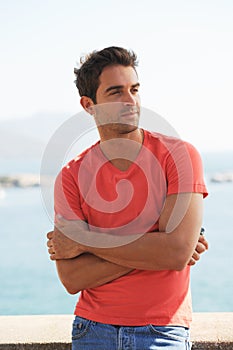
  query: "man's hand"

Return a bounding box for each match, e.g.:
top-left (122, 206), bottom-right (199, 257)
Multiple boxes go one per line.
top-left (47, 227), bottom-right (84, 260)
top-left (188, 233), bottom-right (208, 266)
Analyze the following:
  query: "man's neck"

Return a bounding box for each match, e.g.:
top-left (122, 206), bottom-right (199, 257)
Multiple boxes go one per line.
top-left (99, 128), bottom-right (144, 171)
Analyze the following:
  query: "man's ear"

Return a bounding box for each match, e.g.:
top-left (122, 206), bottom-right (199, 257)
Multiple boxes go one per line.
top-left (80, 96), bottom-right (95, 115)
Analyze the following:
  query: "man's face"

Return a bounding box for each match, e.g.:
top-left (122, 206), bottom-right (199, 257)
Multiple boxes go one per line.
top-left (93, 65), bottom-right (141, 134)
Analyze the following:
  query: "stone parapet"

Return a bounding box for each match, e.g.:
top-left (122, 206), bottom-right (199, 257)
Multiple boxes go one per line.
top-left (0, 313), bottom-right (232, 349)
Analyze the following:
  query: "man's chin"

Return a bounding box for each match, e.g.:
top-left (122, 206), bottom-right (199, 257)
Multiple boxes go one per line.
top-left (113, 122), bottom-right (139, 134)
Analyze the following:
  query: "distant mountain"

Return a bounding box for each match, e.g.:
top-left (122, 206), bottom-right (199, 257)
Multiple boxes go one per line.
top-left (0, 112), bottom-right (73, 158)
top-left (0, 128), bottom-right (43, 158)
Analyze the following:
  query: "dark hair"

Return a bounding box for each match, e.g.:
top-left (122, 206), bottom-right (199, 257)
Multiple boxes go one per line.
top-left (74, 46), bottom-right (138, 103)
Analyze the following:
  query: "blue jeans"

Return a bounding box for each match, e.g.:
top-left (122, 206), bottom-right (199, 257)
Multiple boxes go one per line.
top-left (72, 316), bottom-right (192, 349)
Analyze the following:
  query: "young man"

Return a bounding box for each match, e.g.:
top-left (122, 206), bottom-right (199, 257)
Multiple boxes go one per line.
top-left (47, 46), bottom-right (208, 349)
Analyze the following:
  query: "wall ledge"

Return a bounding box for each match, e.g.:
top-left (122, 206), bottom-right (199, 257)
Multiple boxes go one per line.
top-left (0, 313), bottom-right (233, 349)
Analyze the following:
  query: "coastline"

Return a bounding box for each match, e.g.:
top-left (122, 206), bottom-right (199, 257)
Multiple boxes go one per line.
top-left (0, 174), bottom-right (40, 188)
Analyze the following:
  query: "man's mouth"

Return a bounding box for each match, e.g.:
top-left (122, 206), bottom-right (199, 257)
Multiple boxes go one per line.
top-left (119, 106), bottom-right (139, 119)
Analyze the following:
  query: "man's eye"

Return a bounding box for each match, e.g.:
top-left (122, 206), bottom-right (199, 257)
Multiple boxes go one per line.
top-left (110, 90), bottom-right (121, 95)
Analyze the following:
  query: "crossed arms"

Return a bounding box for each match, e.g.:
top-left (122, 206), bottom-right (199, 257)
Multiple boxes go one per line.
top-left (47, 192), bottom-right (208, 294)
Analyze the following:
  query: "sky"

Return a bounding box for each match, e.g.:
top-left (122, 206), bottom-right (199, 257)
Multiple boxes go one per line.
top-left (0, 0), bottom-right (233, 151)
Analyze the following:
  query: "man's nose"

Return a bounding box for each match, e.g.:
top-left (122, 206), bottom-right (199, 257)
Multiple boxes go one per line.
top-left (124, 92), bottom-right (137, 105)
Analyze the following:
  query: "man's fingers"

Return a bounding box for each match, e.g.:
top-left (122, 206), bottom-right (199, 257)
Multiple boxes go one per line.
top-left (46, 230), bottom-right (62, 261)
top-left (198, 234), bottom-right (209, 250)
top-left (188, 258), bottom-right (196, 266)
top-left (188, 251), bottom-right (200, 266)
top-left (195, 242), bottom-right (206, 254)
top-left (189, 231), bottom-right (208, 267)
top-left (50, 254), bottom-right (57, 261)
top-left (47, 231), bottom-right (54, 239)
top-left (47, 240), bottom-right (52, 248)
top-left (48, 247), bottom-right (54, 255)
top-left (192, 251), bottom-right (200, 262)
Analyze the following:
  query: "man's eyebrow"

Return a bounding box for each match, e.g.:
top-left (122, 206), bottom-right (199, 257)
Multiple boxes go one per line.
top-left (105, 83), bottom-right (140, 94)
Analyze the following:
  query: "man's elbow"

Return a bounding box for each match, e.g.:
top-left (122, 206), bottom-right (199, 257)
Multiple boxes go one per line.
top-left (60, 279), bottom-right (81, 295)
top-left (65, 285), bottom-right (80, 295)
top-left (173, 250), bottom-right (193, 271)
top-left (164, 259), bottom-right (186, 271)
top-left (173, 260), bottom-right (188, 271)
top-left (164, 246), bottom-right (192, 271)
top-left (149, 248), bottom-right (189, 271)
top-left (170, 236), bottom-right (198, 271)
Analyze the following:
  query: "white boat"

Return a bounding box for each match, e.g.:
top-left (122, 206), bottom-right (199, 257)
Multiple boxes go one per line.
top-left (210, 172), bottom-right (233, 183)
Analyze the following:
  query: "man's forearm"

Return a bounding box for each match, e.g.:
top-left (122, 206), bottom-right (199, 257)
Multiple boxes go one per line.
top-left (50, 194), bottom-right (205, 271)
top-left (55, 253), bottom-right (133, 294)
top-left (83, 194), bottom-right (203, 271)
top-left (84, 231), bottom-right (186, 271)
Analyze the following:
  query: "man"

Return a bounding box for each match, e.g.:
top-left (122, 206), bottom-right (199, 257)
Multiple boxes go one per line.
top-left (47, 46), bottom-right (208, 349)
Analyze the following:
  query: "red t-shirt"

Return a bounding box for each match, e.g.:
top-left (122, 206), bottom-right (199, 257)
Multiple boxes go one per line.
top-left (54, 130), bottom-right (208, 327)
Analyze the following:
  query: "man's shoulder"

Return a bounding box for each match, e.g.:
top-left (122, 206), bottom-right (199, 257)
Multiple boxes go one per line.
top-left (145, 129), bottom-right (197, 152)
top-left (145, 129), bottom-right (183, 144)
top-left (144, 129), bottom-right (201, 165)
top-left (63, 141), bottom-right (100, 172)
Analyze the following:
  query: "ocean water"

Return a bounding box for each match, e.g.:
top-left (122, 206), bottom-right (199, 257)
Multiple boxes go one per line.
top-left (0, 152), bottom-right (233, 315)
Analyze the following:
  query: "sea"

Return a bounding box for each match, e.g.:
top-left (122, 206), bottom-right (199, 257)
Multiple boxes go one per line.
top-left (0, 151), bottom-right (233, 315)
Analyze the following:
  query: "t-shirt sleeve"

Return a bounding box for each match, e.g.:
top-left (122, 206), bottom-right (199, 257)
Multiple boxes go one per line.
top-left (54, 164), bottom-right (86, 221)
top-left (166, 140), bottom-right (208, 198)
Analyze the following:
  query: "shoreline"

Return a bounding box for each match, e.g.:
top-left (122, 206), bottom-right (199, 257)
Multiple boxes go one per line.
top-left (0, 174), bottom-right (40, 188)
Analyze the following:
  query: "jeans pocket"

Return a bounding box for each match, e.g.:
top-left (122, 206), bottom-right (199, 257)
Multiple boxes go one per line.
top-left (149, 325), bottom-right (190, 343)
top-left (72, 316), bottom-right (92, 340)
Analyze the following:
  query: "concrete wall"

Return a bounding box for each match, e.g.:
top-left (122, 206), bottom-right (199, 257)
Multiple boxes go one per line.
top-left (0, 313), bottom-right (233, 349)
